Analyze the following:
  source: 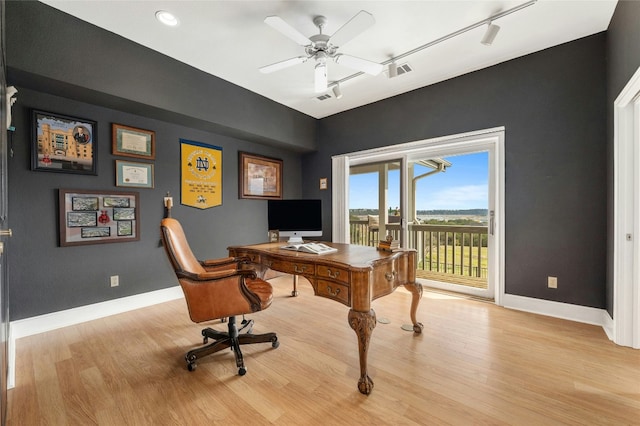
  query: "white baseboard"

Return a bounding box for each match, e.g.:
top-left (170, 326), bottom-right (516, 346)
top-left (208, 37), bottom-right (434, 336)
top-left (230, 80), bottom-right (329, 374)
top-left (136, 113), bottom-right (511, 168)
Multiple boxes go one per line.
top-left (8, 285), bottom-right (183, 389)
top-left (501, 293), bottom-right (609, 328)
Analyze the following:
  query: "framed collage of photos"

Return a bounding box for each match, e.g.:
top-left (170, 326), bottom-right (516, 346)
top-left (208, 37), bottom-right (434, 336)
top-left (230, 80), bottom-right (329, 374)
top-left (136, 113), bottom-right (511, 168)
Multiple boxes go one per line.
top-left (59, 189), bottom-right (140, 247)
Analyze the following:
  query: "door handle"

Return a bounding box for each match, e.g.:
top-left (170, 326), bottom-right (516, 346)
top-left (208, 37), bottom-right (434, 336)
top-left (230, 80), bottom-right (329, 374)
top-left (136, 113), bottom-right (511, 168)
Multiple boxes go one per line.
top-left (0, 229), bottom-right (12, 237)
top-left (489, 211), bottom-right (495, 236)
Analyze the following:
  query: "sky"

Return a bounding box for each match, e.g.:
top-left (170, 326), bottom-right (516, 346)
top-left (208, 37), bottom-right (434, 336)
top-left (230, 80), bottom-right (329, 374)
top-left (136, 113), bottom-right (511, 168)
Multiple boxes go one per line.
top-left (349, 151), bottom-right (488, 211)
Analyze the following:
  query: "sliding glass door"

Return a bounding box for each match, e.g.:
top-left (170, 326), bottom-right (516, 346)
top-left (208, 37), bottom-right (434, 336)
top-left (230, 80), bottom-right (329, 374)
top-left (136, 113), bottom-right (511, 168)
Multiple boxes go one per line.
top-left (332, 128), bottom-right (504, 302)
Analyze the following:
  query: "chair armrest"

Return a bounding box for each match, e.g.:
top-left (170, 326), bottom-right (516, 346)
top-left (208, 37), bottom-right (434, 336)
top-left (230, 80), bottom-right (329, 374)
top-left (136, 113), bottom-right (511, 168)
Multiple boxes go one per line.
top-left (200, 256), bottom-right (241, 268)
top-left (177, 269), bottom-right (257, 282)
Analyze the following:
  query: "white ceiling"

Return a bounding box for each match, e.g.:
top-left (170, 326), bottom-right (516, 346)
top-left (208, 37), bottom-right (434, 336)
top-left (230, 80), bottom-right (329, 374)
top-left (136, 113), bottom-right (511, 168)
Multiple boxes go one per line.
top-left (39, 0), bottom-right (617, 119)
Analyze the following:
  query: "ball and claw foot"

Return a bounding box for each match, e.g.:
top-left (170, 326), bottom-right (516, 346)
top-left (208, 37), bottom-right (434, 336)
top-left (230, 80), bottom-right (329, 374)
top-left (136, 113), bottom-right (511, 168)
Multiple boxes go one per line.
top-left (358, 375), bottom-right (374, 395)
top-left (413, 322), bottom-right (424, 333)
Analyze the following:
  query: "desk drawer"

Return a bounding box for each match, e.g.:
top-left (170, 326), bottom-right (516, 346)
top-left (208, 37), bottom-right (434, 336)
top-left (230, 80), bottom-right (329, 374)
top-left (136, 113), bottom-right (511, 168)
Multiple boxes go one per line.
top-left (317, 279), bottom-right (350, 305)
top-left (372, 261), bottom-right (399, 296)
top-left (316, 265), bottom-right (349, 284)
top-left (267, 259), bottom-right (315, 276)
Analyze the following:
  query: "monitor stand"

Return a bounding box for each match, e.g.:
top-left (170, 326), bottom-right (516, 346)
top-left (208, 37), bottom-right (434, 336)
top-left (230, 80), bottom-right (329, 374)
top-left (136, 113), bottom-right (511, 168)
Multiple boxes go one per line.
top-left (287, 236), bottom-right (304, 244)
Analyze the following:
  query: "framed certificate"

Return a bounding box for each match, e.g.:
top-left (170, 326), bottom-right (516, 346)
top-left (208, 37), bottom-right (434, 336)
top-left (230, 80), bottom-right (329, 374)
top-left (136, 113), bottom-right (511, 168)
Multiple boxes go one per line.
top-left (115, 160), bottom-right (154, 188)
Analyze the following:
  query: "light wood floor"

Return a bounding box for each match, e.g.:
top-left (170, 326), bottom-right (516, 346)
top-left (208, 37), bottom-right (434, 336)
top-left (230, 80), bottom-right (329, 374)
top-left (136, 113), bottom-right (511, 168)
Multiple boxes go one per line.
top-left (8, 276), bottom-right (640, 425)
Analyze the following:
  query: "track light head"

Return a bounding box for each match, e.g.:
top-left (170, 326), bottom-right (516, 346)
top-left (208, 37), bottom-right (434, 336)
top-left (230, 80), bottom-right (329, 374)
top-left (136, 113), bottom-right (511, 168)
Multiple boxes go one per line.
top-left (388, 62), bottom-right (398, 78)
top-left (332, 84), bottom-right (343, 99)
top-left (481, 22), bottom-right (500, 46)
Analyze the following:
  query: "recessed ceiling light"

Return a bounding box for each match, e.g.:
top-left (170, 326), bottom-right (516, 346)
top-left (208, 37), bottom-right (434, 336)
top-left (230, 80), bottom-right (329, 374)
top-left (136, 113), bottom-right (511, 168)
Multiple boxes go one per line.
top-left (155, 10), bottom-right (179, 27)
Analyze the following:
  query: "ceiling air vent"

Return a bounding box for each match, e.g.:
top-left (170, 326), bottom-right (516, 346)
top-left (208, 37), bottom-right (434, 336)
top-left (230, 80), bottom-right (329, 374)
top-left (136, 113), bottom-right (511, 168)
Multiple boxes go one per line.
top-left (315, 93), bottom-right (333, 101)
top-left (396, 63), bottom-right (413, 76)
top-left (385, 62), bottom-right (413, 78)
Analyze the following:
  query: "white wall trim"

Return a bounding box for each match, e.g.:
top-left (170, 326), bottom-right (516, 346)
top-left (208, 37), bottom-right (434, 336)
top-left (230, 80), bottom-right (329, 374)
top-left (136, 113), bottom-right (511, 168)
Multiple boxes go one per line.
top-left (8, 285), bottom-right (183, 389)
top-left (613, 65), bottom-right (640, 348)
top-left (502, 293), bottom-right (609, 328)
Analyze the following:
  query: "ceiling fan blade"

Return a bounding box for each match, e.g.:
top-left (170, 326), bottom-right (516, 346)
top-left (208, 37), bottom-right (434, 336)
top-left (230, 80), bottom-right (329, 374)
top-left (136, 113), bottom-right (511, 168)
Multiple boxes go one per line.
top-left (329, 10), bottom-right (375, 48)
top-left (264, 16), bottom-right (312, 46)
top-left (259, 56), bottom-right (308, 74)
top-left (334, 54), bottom-right (383, 75)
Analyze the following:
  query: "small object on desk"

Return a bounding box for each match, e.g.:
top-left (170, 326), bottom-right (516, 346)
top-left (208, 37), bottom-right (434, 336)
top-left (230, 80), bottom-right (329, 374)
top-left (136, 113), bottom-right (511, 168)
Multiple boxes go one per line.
top-left (281, 242), bottom-right (338, 254)
top-left (377, 234), bottom-right (400, 252)
top-left (268, 229), bottom-right (280, 242)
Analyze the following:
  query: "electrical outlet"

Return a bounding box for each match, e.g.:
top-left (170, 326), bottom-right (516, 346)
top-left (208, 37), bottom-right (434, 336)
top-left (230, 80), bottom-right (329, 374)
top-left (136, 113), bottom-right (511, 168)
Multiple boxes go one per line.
top-left (110, 275), bottom-right (119, 287)
top-left (548, 276), bottom-right (557, 289)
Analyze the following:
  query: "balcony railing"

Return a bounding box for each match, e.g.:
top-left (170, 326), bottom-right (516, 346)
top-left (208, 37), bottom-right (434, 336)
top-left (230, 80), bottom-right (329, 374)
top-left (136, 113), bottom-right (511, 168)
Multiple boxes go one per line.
top-left (349, 220), bottom-right (488, 286)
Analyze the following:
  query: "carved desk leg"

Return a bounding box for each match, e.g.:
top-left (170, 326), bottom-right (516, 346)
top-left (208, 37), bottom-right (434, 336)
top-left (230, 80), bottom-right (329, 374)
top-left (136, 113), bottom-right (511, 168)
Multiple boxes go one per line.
top-left (403, 282), bottom-right (424, 333)
top-left (348, 309), bottom-right (377, 395)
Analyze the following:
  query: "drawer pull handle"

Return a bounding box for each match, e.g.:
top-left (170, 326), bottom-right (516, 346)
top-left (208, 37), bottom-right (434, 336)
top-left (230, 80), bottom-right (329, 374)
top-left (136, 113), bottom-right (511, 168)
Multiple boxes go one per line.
top-left (294, 264), bottom-right (307, 274)
top-left (327, 285), bottom-right (341, 297)
top-left (327, 269), bottom-right (340, 279)
top-left (385, 271), bottom-right (397, 281)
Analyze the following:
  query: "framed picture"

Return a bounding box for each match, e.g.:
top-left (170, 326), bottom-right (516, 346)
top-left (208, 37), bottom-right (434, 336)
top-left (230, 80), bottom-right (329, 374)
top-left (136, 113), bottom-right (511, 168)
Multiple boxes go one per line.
top-left (31, 110), bottom-right (97, 174)
top-left (112, 123), bottom-right (155, 159)
top-left (319, 177), bottom-right (328, 190)
top-left (268, 229), bottom-right (280, 242)
top-left (59, 189), bottom-right (140, 246)
top-left (238, 152), bottom-right (283, 200)
top-left (116, 160), bottom-right (154, 188)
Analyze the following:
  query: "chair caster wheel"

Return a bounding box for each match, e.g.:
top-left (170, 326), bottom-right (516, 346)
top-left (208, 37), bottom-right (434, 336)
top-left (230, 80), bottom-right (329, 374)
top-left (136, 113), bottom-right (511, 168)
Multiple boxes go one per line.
top-left (238, 367), bottom-right (247, 376)
top-left (272, 338), bottom-right (280, 349)
top-left (187, 363), bottom-right (196, 372)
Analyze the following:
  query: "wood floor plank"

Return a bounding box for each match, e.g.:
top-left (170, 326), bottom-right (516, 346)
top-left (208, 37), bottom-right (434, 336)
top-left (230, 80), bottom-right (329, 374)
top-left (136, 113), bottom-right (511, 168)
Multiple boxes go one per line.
top-left (8, 275), bottom-right (640, 425)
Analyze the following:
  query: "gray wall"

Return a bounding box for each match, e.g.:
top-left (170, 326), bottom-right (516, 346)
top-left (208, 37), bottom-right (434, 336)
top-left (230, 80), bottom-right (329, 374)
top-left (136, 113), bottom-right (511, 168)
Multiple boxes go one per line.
top-left (605, 0), bottom-right (640, 315)
top-left (308, 34), bottom-right (608, 308)
top-left (8, 88), bottom-right (303, 320)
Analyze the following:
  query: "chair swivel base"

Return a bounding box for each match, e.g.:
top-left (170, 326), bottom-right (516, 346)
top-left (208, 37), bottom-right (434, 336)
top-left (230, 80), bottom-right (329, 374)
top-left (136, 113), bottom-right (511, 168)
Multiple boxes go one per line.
top-left (185, 316), bottom-right (279, 375)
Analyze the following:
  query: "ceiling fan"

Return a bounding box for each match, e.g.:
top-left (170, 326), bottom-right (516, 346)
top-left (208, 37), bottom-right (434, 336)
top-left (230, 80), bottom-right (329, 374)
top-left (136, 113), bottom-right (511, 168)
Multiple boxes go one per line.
top-left (259, 10), bottom-right (384, 93)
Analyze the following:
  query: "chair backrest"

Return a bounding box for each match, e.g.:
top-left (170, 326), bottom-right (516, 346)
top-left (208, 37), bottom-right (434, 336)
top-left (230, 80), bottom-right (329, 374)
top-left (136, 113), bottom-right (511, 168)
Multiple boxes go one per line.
top-left (160, 218), bottom-right (206, 275)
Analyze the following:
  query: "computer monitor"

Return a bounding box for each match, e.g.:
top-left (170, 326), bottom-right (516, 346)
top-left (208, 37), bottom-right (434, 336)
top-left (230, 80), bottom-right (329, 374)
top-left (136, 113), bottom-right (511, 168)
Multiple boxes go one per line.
top-left (267, 199), bottom-right (322, 244)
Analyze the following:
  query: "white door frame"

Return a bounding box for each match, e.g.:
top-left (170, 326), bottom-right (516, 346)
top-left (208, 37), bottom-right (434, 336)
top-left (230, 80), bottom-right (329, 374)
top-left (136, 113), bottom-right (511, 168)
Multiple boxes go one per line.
top-left (332, 127), bottom-right (505, 305)
top-left (613, 66), bottom-right (640, 349)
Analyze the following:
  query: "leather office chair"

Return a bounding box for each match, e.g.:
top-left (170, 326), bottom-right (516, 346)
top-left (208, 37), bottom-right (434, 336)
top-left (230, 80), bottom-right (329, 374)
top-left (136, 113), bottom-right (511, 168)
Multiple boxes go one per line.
top-left (160, 217), bottom-right (279, 375)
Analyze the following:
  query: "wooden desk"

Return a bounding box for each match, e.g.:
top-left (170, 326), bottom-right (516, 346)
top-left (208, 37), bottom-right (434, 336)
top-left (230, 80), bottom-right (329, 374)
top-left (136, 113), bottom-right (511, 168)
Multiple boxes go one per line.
top-left (228, 241), bottom-right (424, 395)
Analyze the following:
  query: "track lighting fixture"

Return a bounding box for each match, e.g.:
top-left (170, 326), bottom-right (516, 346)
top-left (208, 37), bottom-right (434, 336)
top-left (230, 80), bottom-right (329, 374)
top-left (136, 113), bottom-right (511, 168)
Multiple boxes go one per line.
top-left (388, 61), bottom-right (398, 78)
top-left (331, 0), bottom-right (536, 90)
top-left (332, 83), bottom-right (343, 99)
top-left (481, 23), bottom-right (500, 46)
